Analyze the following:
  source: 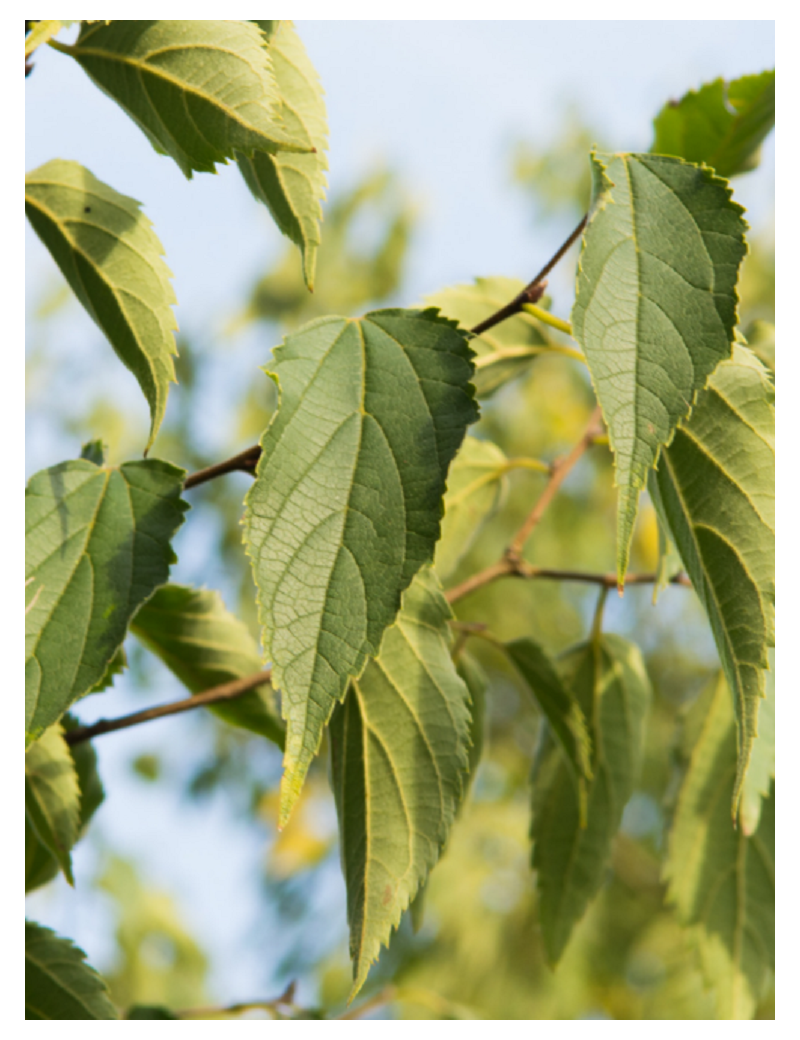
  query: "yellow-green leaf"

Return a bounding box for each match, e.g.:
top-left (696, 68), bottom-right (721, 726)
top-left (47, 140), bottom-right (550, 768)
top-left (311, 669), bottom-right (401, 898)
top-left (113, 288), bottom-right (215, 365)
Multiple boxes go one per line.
top-left (25, 724), bottom-right (80, 886)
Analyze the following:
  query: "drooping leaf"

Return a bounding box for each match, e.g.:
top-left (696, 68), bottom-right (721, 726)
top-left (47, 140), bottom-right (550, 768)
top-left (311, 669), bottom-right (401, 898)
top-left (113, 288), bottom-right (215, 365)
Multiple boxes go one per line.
top-left (664, 674), bottom-right (774, 1019)
top-left (131, 583), bottom-right (284, 748)
top-left (25, 458), bottom-right (187, 746)
top-left (434, 435), bottom-right (508, 581)
top-left (25, 724), bottom-right (80, 886)
top-left (244, 308), bottom-right (477, 825)
top-left (531, 635), bottom-right (651, 965)
top-left (59, 21), bottom-right (309, 177)
top-left (505, 637), bottom-right (592, 785)
top-left (425, 276), bottom-right (553, 397)
top-left (652, 70), bottom-right (775, 178)
top-left (25, 921), bottom-right (117, 1020)
top-left (649, 345), bottom-right (774, 812)
top-left (329, 567), bottom-right (471, 1000)
top-left (25, 160), bottom-right (177, 452)
top-left (238, 21), bottom-right (328, 289)
top-left (571, 151), bottom-right (748, 582)
top-left (26, 717), bottom-right (105, 894)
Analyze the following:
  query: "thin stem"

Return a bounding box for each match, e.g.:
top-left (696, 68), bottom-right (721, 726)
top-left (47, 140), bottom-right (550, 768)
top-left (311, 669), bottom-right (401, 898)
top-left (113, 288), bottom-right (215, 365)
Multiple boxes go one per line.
top-left (183, 444), bottom-right (261, 490)
top-left (521, 302), bottom-right (574, 337)
top-left (64, 669), bottom-right (273, 746)
top-left (591, 585), bottom-right (610, 643)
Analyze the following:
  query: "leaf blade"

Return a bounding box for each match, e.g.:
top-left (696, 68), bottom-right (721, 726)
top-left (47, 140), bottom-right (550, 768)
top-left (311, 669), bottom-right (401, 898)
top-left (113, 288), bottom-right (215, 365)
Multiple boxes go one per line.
top-left (25, 922), bottom-right (117, 1020)
top-left (25, 160), bottom-right (177, 452)
top-left (244, 309), bottom-right (477, 825)
top-left (25, 724), bottom-right (80, 886)
top-left (571, 152), bottom-right (748, 582)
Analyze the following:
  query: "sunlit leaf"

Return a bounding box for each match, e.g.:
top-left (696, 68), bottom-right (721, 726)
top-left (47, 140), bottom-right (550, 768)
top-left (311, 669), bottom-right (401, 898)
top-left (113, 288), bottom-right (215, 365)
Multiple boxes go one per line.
top-left (434, 435), bottom-right (508, 581)
top-left (244, 309), bottom-right (477, 825)
top-left (238, 21), bottom-right (328, 289)
top-left (25, 160), bottom-right (178, 452)
top-left (649, 345), bottom-right (774, 812)
top-left (531, 635), bottom-right (651, 965)
top-left (131, 583), bottom-right (284, 748)
top-left (664, 674), bottom-right (774, 1019)
top-left (330, 568), bottom-right (471, 1000)
top-left (425, 276), bottom-right (552, 397)
top-left (571, 151), bottom-right (747, 582)
top-left (25, 922), bottom-right (117, 1020)
top-left (25, 724), bottom-right (80, 886)
top-left (60, 20), bottom-right (309, 177)
top-left (25, 458), bottom-right (187, 746)
top-left (652, 70), bottom-right (775, 178)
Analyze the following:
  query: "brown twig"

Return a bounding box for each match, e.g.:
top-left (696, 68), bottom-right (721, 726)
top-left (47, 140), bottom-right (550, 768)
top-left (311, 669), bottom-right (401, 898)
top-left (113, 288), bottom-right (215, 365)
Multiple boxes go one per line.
top-left (64, 669), bottom-right (273, 746)
top-left (183, 444), bottom-right (261, 490)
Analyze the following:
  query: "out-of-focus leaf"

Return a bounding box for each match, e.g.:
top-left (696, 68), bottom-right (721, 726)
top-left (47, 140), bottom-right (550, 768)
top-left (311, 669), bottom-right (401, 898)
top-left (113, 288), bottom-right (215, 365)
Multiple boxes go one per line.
top-left (131, 584), bottom-right (283, 748)
top-left (126, 1005), bottom-right (179, 1019)
top-left (652, 512), bottom-right (684, 605)
top-left (25, 457), bottom-right (187, 746)
top-left (434, 436), bottom-right (508, 581)
top-left (25, 160), bottom-right (178, 452)
top-left (572, 151), bottom-right (747, 582)
top-left (425, 276), bottom-right (554, 397)
top-left (664, 674), bottom-right (774, 1019)
top-left (330, 568), bottom-right (471, 1000)
top-left (740, 655), bottom-right (775, 837)
top-left (244, 309), bottom-right (477, 826)
top-left (60, 20), bottom-right (309, 176)
top-left (25, 922), bottom-right (117, 1020)
top-left (652, 71), bottom-right (775, 178)
top-left (238, 21), bottom-right (328, 289)
top-left (456, 651), bottom-right (487, 785)
top-left (649, 345), bottom-right (774, 812)
top-left (25, 724), bottom-right (80, 885)
top-left (531, 635), bottom-right (651, 965)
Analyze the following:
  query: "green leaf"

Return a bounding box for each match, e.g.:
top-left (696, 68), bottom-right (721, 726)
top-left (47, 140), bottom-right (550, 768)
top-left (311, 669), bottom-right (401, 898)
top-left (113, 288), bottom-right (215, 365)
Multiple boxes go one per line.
top-left (664, 674), bottom-right (774, 1019)
top-left (25, 921), bottom-right (117, 1020)
top-left (25, 160), bottom-right (178, 452)
top-left (131, 583), bottom-right (284, 749)
top-left (505, 637), bottom-right (592, 785)
top-left (571, 151), bottom-right (748, 583)
top-left (649, 345), bottom-right (774, 813)
top-left (740, 657), bottom-right (774, 836)
top-left (244, 308), bottom-right (477, 825)
top-left (25, 724), bottom-right (80, 886)
top-left (456, 651), bottom-right (487, 785)
top-left (79, 439), bottom-right (108, 466)
top-left (425, 276), bottom-right (552, 397)
top-left (652, 511), bottom-right (684, 604)
top-left (531, 635), bottom-right (651, 965)
top-left (60, 21), bottom-right (309, 177)
top-left (434, 435), bottom-right (508, 581)
top-left (26, 718), bottom-right (105, 894)
top-left (238, 21), bottom-right (328, 290)
top-left (126, 1006), bottom-right (179, 1019)
top-left (329, 567), bottom-right (471, 1000)
top-left (88, 645), bottom-right (127, 694)
top-left (25, 457), bottom-right (188, 746)
top-left (652, 70), bottom-right (775, 178)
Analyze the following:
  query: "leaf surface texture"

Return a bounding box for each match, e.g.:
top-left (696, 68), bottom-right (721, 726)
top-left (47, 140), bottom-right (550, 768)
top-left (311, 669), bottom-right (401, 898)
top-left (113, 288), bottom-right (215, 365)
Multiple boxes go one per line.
top-left (24, 724), bottom-right (80, 885)
top-left (25, 922), bottom-right (117, 1019)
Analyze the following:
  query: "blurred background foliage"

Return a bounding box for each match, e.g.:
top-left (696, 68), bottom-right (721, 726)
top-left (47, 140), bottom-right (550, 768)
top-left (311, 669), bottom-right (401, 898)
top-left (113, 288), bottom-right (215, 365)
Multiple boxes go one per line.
top-left (25, 101), bottom-right (774, 1019)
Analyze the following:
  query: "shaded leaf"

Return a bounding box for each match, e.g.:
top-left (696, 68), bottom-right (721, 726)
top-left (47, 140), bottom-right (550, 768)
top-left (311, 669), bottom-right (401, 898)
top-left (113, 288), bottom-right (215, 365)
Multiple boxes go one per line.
top-left (88, 645), bottom-right (127, 694)
top-left (244, 308), bottom-right (477, 825)
top-left (25, 160), bottom-right (177, 452)
top-left (61, 20), bottom-right (308, 177)
top-left (456, 651), bottom-right (488, 785)
top-left (425, 276), bottom-right (553, 397)
top-left (505, 637), bottom-right (592, 784)
top-left (126, 1005), bottom-right (179, 1019)
top-left (131, 583), bottom-right (284, 748)
top-left (25, 457), bottom-right (188, 746)
top-left (238, 21), bottom-right (328, 289)
top-left (25, 724), bottom-right (80, 886)
top-left (740, 657), bottom-right (774, 836)
top-left (664, 674), bottom-right (774, 1019)
top-left (531, 635), bottom-right (651, 965)
top-left (649, 345), bottom-right (774, 812)
top-left (434, 435), bottom-right (508, 581)
top-left (571, 151), bottom-right (747, 582)
top-left (330, 568), bottom-right (471, 1000)
top-left (652, 70), bottom-right (775, 178)
top-left (25, 921), bottom-right (117, 1020)
top-left (652, 510), bottom-right (684, 604)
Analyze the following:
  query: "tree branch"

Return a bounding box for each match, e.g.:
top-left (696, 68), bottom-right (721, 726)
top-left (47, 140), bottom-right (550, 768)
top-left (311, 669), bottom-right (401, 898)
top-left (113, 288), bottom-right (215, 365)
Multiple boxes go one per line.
top-left (64, 669), bottom-right (274, 746)
top-left (183, 444), bottom-right (262, 490)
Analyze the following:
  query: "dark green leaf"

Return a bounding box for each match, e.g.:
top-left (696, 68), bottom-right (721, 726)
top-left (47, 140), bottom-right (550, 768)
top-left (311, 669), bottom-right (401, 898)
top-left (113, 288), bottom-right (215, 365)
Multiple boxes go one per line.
top-left (244, 308), bottom-right (477, 824)
top-left (126, 1005), bottom-right (179, 1019)
top-left (25, 457), bottom-right (187, 746)
top-left (25, 724), bottom-right (80, 885)
top-left (25, 921), bottom-right (117, 1019)
top-left (131, 583), bottom-right (283, 748)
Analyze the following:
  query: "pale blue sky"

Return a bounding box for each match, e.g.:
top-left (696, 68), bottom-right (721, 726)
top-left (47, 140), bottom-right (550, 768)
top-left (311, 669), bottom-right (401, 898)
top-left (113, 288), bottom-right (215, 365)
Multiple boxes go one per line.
top-left (25, 20), bottom-right (775, 1007)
